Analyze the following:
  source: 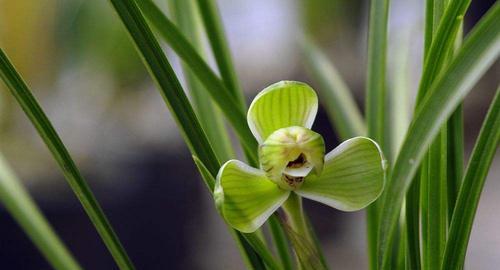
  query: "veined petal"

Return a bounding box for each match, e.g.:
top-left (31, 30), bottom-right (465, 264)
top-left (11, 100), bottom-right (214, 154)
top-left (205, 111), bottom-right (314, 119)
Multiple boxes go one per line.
top-left (296, 137), bottom-right (386, 211)
top-left (247, 81), bottom-right (318, 143)
top-left (215, 160), bottom-right (290, 233)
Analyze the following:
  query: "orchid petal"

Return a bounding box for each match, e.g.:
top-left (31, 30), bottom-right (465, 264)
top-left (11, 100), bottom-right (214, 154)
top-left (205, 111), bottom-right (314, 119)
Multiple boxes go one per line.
top-left (296, 137), bottom-right (386, 211)
top-left (215, 160), bottom-right (290, 233)
top-left (247, 81), bottom-right (318, 143)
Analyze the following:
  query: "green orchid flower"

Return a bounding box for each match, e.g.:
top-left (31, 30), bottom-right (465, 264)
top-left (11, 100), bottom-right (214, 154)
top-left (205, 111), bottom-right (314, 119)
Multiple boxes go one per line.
top-left (215, 81), bottom-right (386, 233)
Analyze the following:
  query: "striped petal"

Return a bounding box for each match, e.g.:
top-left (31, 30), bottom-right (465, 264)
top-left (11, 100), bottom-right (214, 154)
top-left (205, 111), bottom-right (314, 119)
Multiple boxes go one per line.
top-left (296, 137), bottom-right (386, 211)
top-left (215, 160), bottom-right (290, 233)
top-left (247, 81), bottom-right (318, 143)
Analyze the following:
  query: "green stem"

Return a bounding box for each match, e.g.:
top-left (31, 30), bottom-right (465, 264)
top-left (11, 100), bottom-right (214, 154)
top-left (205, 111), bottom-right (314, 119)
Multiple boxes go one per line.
top-left (281, 193), bottom-right (326, 270)
top-left (282, 194), bottom-right (310, 241)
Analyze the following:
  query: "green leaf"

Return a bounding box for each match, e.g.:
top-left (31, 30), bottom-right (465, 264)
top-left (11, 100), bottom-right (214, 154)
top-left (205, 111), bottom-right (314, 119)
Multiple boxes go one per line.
top-left (268, 215), bottom-right (293, 270)
top-left (446, 105), bottom-right (464, 218)
top-left (416, 0), bottom-right (471, 103)
top-left (0, 49), bottom-right (135, 270)
top-left (215, 160), bottom-right (290, 233)
top-left (423, 128), bottom-right (448, 270)
top-left (109, 0), bottom-right (220, 175)
top-left (300, 37), bottom-right (366, 140)
top-left (247, 81), bottom-right (318, 143)
top-left (0, 154), bottom-right (82, 270)
top-left (169, 0), bottom-right (234, 162)
top-left (405, 179), bottom-right (421, 270)
top-left (441, 88), bottom-right (500, 270)
top-left (377, 3), bottom-right (500, 268)
top-left (109, 1), bottom-right (281, 266)
top-left (422, 1), bottom-right (453, 268)
top-left (195, 0), bottom-right (247, 108)
top-left (365, 0), bottom-right (390, 267)
top-left (297, 137), bottom-right (386, 211)
top-left (135, 0), bottom-right (258, 163)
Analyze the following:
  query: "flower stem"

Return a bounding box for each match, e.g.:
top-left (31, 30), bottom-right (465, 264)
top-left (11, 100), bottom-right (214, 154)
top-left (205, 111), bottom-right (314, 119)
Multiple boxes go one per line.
top-left (282, 193), bottom-right (310, 241)
top-left (281, 193), bottom-right (327, 270)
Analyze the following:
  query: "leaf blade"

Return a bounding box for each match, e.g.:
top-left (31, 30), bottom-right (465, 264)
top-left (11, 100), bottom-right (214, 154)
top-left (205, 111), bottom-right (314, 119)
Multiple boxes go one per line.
top-left (135, 0), bottom-right (258, 163)
top-left (377, 3), bottom-right (500, 268)
top-left (0, 154), bottom-right (82, 270)
top-left (169, 0), bottom-right (235, 162)
top-left (0, 48), bottom-right (135, 270)
top-left (300, 38), bottom-right (366, 140)
top-left (441, 88), bottom-right (500, 270)
top-left (365, 0), bottom-right (391, 267)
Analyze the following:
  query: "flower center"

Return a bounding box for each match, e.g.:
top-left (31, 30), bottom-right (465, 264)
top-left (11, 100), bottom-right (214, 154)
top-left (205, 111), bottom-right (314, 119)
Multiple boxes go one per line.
top-left (258, 126), bottom-right (325, 191)
top-left (287, 153), bottom-right (306, 168)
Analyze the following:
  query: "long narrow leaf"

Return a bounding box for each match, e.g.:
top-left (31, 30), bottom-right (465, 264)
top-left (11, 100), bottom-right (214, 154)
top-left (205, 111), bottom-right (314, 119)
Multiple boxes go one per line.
top-left (446, 105), bottom-right (464, 218)
top-left (0, 49), bottom-right (135, 270)
top-left (108, 0), bottom-right (278, 266)
top-left (422, 1), bottom-right (451, 268)
top-left (0, 154), bottom-right (82, 270)
top-left (269, 215), bottom-right (293, 269)
top-left (135, 0), bottom-right (258, 164)
top-left (441, 88), bottom-right (500, 270)
top-left (424, 128), bottom-right (448, 269)
top-left (301, 38), bottom-right (366, 140)
top-left (416, 0), bottom-right (471, 103)
top-left (365, 0), bottom-right (391, 268)
top-left (446, 25), bottom-right (465, 220)
top-left (169, 0), bottom-right (234, 162)
top-left (405, 179), bottom-right (421, 270)
top-left (195, 0), bottom-right (246, 108)
top-left (377, 3), bottom-right (500, 268)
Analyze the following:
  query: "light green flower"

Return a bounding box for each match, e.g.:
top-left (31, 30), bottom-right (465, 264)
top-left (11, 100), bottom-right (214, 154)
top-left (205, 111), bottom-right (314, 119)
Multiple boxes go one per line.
top-left (215, 81), bottom-right (386, 233)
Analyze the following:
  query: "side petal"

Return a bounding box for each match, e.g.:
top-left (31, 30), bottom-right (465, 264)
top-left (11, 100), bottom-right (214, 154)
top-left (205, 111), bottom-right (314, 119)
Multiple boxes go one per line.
top-left (215, 160), bottom-right (290, 233)
top-left (296, 137), bottom-right (386, 211)
top-left (247, 81), bottom-right (318, 143)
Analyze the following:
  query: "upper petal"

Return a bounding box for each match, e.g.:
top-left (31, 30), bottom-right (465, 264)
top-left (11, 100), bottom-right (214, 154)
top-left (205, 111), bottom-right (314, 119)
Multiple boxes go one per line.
top-left (215, 160), bottom-right (290, 233)
top-left (247, 81), bottom-right (318, 143)
top-left (295, 137), bottom-right (386, 211)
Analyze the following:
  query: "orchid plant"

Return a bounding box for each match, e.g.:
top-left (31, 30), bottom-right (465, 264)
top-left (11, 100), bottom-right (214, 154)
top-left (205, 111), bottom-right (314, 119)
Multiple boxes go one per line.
top-left (215, 81), bottom-right (386, 238)
top-left (0, 0), bottom-right (498, 269)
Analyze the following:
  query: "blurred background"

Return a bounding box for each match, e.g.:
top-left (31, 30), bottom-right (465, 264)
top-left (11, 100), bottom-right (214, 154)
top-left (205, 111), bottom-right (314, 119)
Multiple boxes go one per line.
top-left (0, 0), bottom-right (498, 269)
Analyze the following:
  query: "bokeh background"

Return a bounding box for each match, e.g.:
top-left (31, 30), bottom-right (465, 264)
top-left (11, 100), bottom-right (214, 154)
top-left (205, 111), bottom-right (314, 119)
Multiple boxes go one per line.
top-left (0, 0), bottom-right (498, 269)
